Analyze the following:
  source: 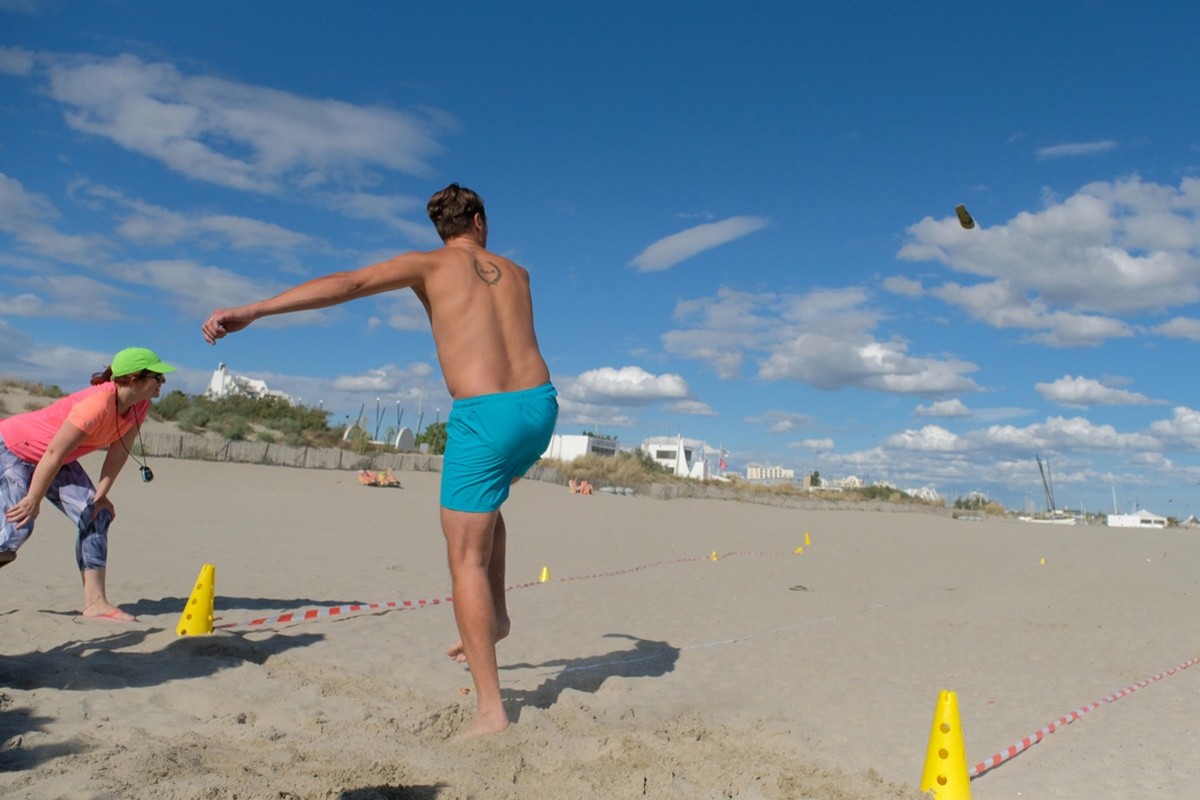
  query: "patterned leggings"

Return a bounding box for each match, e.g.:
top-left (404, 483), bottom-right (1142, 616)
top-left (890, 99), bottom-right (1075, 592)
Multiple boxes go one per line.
top-left (0, 439), bottom-right (111, 571)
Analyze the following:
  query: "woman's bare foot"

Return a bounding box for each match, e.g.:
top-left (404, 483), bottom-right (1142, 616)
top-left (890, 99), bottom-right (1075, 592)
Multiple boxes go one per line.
top-left (79, 598), bottom-right (137, 622)
top-left (446, 615), bottom-right (511, 664)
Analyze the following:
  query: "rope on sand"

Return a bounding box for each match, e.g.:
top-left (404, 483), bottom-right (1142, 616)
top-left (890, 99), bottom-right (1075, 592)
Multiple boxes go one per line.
top-left (969, 654), bottom-right (1200, 779)
top-left (213, 549), bottom-right (796, 631)
top-left (215, 596), bottom-right (454, 631)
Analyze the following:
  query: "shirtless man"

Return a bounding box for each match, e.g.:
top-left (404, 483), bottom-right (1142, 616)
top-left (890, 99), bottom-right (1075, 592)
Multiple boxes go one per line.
top-left (201, 184), bottom-right (557, 737)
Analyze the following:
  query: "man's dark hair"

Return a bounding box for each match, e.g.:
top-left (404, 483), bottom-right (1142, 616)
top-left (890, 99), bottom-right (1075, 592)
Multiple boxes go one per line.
top-left (427, 183), bottom-right (486, 242)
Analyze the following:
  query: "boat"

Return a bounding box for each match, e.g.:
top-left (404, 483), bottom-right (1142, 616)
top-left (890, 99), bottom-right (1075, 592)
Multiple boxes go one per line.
top-left (1017, 455), bottom-right (1078, 525)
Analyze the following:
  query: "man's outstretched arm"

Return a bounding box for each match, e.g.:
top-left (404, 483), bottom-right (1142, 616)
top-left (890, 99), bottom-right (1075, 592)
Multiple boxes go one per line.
top-left (202, 252), bottom-right (431, 344)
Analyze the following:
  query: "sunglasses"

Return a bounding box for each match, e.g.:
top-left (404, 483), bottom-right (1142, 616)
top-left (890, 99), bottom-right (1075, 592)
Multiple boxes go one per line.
top-left (138, 371), bottom-right (167, 384)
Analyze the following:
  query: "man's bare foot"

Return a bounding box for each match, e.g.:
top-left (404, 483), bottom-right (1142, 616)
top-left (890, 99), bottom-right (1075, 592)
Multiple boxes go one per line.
top-left (456, 708), bottom-right (510, 739)
top-left (446, 615), bottom-right (511, 664)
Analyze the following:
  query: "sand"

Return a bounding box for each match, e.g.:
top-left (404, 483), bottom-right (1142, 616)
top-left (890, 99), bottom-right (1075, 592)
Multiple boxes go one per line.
top-left (3, 448), bottom-right (1200, 798)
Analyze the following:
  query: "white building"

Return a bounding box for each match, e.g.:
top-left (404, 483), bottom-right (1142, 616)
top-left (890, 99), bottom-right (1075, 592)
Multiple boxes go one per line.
top-left (542, 433), bottom-right (620, 462)
top-left (905, 486), bottom-right (942, 503)
top-left (206, 363), bottom-right (294, 404)
top-left (746, 464), bottom-right (795, 483)
top-left (1107, 509), bottom-right (1168, 529)
top-left (641, 435), bottom-right (712, 480)
top-left (823, 475), bottom-right (864, 492)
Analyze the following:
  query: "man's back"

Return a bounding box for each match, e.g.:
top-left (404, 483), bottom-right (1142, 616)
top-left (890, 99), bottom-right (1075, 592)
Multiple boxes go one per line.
top-left (417, 242), bottom-right (550, 400)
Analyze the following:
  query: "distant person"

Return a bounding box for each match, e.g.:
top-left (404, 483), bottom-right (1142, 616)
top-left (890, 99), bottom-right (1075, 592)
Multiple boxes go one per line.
top-left (1, 347), bottom-right (175, 622)
top-left (202, 184), bottom-right (557, 737)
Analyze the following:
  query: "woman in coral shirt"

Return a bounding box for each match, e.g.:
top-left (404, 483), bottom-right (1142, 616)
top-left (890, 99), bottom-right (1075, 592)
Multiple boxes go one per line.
top-left (0, 347), bottom-right (174, 621)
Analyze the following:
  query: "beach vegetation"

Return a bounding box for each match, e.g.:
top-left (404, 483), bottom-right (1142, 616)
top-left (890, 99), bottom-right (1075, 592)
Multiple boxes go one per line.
top-left (953, 492), bottom-right (1007, 516)
top-left (151, 390), bottom-right (342, 446)
top-left (415, 421), bottom-right (448, 455)
top-left (0, 378), bottom-right (67, 399)
top-left (1, 378), bottom-right (66, 414)
top-left (541, 450), bottom-right (674, 488)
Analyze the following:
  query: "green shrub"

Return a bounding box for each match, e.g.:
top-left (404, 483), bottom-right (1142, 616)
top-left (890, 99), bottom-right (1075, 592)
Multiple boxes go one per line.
top-left (215, 414), bottom-right (251, 441)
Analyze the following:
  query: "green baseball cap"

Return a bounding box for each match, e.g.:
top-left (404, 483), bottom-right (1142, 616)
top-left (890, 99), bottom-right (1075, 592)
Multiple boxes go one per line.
top-left (111, 347), bottom-right (176, 377)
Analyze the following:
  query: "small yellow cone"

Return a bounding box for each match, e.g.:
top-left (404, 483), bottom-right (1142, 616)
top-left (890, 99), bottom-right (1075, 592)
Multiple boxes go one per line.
top-left (710, 550), bottom-right (719, 561)
top-left (177, 563), bottom-right (215, 636)
top-left (804, 532), bottom-right (811, 547)
top-left (919, 690), bottom-right (971, 799)
top-left (1040, 557), bottom-right (1046, 566)
top-left (538, 566), bottom-right (550, 583)
top-left (794, 546), bottom-right (804, 554)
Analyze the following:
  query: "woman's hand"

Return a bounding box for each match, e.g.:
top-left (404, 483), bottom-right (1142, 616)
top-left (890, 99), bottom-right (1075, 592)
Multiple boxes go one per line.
top-left (5, 495), bottom-right (41, 528)
top-left (92, 495), bottom-right (116, 522)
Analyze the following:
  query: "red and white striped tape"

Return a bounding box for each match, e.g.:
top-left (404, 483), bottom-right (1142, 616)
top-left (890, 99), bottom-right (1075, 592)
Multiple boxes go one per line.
top-left (969, 654), bottom-right (1200, 778)
top-left (215, 596), bottom-right (453, 631)
top-left (212, 549), bottom-right (797, 631)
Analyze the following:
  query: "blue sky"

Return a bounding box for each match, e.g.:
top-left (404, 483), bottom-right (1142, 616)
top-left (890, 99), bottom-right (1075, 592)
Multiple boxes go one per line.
top-left (2, 1), bottom-right (1199, 515)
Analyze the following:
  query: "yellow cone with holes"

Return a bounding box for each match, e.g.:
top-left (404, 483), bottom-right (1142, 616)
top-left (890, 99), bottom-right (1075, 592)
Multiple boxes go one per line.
top-left (919, 690), bottom-right (971, 798)
top-left (177, 564), bottom-right (215, 636)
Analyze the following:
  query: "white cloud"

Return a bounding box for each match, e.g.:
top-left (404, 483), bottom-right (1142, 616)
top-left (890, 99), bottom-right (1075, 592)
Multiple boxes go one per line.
top-left (664, 286), bottom-right (979, 394)
top-left (898, 177), bottom-right (1200, 346)
top-left (329, 363), bottom-right (434, 393)
top-left (376, 291), bottom-right (430, 332)
top-left (979, 416), bottom-right (1159, 452)
top-left (792, 438), bottom-right (834, 451)
top-left (747, 409), bottom-right (814, 434)
top-left (1153, 317), bottom-right (1200, 340)
top-left (916, 399), bottom-right (971, 417)
top-left (25, 51), bottom-right (454, 195)
top-left (0, 45), bottom-right (34, 76)
top-left (565, 366), bottom-right (690, 405)
top-left (1035, 140), bottom-right (1118, 159)
top-left (1148, 407), bottom-right (1200, 450)
top-left (109, 258), bottom-right (316, 320)
top-left (886, 425), bottom-right (965, 452)
top-left (101, 191), bottom-right (317, 251)
top-left (323, 191), bottom-right (441, 245)
top-left (0, 321), bottom-right (112, 383)
top-left (0, 273), bottom-right (130, 321)
top-left (881, 275), bottom-right (924, 297)
top-left (662, 399), bottom-right (717, 416)
top-left (629, 216), bottom-right (769, 272)
top-left (0, 172), bottom-right (111, 265)
top-left (1035, 375), bottom-right (1162, 408)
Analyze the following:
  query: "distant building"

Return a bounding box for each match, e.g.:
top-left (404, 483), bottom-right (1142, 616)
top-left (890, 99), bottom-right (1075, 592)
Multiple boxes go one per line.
top-left (1107, 509), bottom-right (1167, 529)
top-left (824, 475), bottom-right (864, 492)
top-left (905, 486), bottom-right (942, 503)
top-left (746, 464), bottom-right (795, 483)
top-left (641, 435), bottom-right (712, 480)
top-left (206, 363), bottom-right (294, 404)
top-left (542, 433), bottom-right (620, 462)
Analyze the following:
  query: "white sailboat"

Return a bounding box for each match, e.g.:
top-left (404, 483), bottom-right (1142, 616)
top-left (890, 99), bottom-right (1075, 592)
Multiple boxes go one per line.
top-left (1017, 455), bottom-right (1077, 525)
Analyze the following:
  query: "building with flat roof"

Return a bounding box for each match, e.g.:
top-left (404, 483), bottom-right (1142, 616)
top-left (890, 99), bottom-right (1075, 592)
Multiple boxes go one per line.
top-left (1107, 509), bottom-right (1167, 529)
top-left (745, 464), bottom-right (795, 483)
top-left (542, 433), bottom-right (619, 462)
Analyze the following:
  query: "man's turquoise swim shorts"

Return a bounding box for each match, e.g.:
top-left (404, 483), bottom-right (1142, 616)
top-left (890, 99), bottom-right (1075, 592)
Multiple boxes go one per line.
top-left (440, 382), bottom-right (558, 513)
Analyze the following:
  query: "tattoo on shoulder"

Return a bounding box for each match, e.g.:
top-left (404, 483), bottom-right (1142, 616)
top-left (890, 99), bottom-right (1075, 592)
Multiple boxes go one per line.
top-left (473, 257), bottom-right (502, 286)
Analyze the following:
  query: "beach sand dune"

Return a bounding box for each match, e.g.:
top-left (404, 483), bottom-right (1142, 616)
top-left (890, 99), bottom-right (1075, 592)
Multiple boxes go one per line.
top-left (3, 455), bottom-right (1199, 798)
